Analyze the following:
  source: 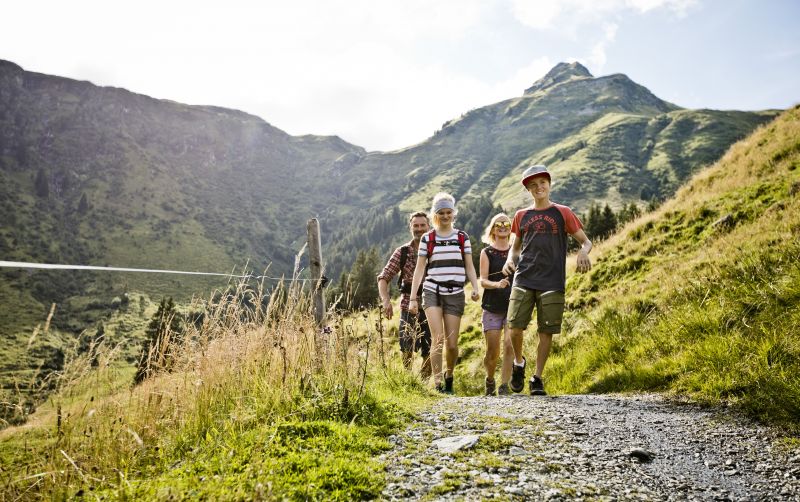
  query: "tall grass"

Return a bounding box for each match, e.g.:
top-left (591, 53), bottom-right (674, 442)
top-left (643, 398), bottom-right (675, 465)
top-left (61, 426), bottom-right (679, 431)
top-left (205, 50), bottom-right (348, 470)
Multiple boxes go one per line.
top-left (545, 106), bottom-right (800, 429)
top-left (1, 276), bottom-right (428, 500)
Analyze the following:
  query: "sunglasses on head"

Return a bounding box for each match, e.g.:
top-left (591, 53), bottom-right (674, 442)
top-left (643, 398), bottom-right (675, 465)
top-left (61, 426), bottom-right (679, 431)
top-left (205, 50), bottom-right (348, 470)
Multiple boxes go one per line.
top-left (493, 221), bottom-right (511, 229)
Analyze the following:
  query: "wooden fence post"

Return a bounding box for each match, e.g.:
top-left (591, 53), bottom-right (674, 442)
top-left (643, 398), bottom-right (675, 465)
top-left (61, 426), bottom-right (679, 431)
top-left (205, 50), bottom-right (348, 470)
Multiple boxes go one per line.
top-left (307, 218), bottom-right (326, 327)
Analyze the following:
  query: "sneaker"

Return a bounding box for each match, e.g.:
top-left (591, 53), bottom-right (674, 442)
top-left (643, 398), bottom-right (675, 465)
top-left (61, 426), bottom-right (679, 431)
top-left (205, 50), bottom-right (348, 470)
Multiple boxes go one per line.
top-left (444, 375), bottom-right (454, 394)
top-left (436, 382), bottom-right (446, 393)
top-left (485, 378), bottom-right (496, 396)
top-left (497, 383), bottom-right (511, 396)
top-left (530, 375), bottom-right (547, 396)
top-left (510, 357), bottom-right (526, 393)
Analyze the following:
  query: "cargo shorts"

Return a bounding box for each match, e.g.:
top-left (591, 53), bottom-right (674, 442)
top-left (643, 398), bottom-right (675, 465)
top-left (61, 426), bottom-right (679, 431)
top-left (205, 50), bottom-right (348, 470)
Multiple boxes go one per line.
top-left (507, 287), bottom-right (565, 334)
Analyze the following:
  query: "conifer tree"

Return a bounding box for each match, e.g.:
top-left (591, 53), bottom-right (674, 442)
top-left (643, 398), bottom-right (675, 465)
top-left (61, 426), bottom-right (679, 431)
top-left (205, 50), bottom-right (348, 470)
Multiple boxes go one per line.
top-left (134, 297), bottom-right (183, 384)
top-left (77, 193), bottom-right (89, 214)
top-left (34, 168), bottom-right (49, 198)
top-left (348, 248), bottom-right (380, 310)
top-left (600, 203), bottom-right (618, 238)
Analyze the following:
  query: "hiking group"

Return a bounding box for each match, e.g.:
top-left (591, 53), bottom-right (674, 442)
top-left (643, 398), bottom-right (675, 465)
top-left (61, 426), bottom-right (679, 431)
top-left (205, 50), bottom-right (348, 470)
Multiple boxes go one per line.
top-left (377, 164), bottom-right (592, 396)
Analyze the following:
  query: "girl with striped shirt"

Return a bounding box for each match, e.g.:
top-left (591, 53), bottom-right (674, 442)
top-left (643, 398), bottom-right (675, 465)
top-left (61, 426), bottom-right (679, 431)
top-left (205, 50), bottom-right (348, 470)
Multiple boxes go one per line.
top-left (409, 192), bottom-right (480, 393)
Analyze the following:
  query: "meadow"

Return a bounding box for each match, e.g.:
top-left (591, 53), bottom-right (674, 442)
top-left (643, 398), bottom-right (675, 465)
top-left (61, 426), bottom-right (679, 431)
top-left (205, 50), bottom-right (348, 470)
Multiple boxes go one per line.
top-left (1, 105), bottom-right (798, 500)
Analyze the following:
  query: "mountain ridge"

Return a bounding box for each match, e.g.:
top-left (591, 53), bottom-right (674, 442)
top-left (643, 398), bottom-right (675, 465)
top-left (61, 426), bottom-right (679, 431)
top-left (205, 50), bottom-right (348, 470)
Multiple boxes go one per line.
top-left (0, 59), bottom-right (779, 366)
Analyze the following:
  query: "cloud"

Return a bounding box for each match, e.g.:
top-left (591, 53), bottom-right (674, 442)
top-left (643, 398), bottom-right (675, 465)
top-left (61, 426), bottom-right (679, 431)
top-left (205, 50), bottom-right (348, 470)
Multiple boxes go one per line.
top-left (509, 0), bottom-right (697, 31)
top-left (508, 0), bottom-right (563, 30)
top-left (625, 0), bottom-right (697, 15)
top-left (2, 0), bottom-right (707, 151)
top-left (587, 23), bottom-right (619, 69)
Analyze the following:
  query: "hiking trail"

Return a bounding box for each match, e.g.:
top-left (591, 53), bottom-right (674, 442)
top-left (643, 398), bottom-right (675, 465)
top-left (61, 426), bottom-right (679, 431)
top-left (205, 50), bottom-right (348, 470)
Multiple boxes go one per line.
top-left (380, 394), bottom-right (800, 500)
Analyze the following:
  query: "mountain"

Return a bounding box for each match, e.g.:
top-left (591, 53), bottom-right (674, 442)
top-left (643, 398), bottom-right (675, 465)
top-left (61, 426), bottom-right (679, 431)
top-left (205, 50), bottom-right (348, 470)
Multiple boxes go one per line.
top-left (0, 59), bottom-right (780, 409)
top-left (429, 104), bottom-right (800, 423)
top-left (1, 107), bottom-right (797, 501)
top-left (322, 62), bottom-right (777, 270)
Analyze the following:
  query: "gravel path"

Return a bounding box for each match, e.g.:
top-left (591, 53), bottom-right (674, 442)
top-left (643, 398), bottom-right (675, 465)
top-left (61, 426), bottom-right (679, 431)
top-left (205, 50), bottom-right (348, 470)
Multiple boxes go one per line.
top-left (380, 394), bottom-right (800, 501)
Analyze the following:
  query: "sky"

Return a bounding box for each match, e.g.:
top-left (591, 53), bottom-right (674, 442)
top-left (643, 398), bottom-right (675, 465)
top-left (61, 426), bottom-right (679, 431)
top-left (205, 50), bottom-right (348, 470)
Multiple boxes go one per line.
top-left (2, 0), bottom-right (798, 152)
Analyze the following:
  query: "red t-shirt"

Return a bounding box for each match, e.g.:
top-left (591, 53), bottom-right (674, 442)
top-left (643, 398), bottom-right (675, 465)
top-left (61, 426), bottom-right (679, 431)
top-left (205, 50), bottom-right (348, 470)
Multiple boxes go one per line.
top-left (511, 203), bottom-right (583, 292)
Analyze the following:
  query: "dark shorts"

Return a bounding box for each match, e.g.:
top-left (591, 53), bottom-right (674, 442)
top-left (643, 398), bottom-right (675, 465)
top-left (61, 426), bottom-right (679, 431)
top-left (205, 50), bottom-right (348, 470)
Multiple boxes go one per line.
top-left (400, 309), bottom-right (431, 356)
top-left (421, 289), bottom-right (466, 316)
top-left (507, 287), bottom-right (565, 334)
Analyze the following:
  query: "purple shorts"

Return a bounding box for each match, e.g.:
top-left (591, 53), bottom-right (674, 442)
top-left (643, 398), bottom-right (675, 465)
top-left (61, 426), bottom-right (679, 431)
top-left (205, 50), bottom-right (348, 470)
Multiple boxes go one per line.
top-left (482, 310), bottom-right (507, 331)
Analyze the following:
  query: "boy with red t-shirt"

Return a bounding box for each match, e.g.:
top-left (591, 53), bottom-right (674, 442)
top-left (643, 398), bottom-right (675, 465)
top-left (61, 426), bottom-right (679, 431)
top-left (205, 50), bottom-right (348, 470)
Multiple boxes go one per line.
top-left (502, 164), bottom-right (593, 395)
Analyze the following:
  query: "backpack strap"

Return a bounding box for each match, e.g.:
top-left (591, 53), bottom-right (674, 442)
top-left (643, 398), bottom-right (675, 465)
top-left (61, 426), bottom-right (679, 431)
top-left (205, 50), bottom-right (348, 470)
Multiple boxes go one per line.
top-left (424, 230), bottom-right (469, 294)
top-left (425, 229), bottom-right (466, 264)
top-left (396, 245), bottom-right (409, 290)
top-left (424, 229), bottom-right (436, 282)
top-left (425, 229), bottom-right (437, 259)
top-left (457, 230), bottom-right (467, 266)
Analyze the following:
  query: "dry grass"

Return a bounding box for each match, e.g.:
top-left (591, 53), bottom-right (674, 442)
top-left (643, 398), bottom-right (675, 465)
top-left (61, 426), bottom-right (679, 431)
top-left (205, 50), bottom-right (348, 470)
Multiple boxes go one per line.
top-left (1, 273), bottom-right (421, 499)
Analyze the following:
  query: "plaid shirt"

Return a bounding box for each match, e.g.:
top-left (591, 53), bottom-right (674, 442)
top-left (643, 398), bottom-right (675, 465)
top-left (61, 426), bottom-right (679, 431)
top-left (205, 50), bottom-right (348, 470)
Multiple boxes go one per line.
top-left (377, 239), bottom-right (420, 312)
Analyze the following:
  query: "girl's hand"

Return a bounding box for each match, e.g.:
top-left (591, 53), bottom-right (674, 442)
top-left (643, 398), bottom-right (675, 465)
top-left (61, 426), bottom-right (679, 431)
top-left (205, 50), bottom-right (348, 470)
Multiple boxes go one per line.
top-left (497, 278), bottom-right (510, 289)
top-left (470, 290), bottom-right (480, 302)
top-left (408, 299), bottom-right (419, 315)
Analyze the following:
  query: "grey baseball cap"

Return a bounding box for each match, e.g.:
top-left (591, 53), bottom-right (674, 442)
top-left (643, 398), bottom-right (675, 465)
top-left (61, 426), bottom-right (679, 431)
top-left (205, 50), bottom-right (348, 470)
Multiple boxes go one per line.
top-left (521, 164), bottom-right (551, 186)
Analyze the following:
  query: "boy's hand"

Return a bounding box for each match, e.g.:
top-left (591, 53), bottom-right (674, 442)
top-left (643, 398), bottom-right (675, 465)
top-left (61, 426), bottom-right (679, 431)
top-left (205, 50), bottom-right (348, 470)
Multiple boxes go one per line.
top-left (576, 250), bottom-right (592, 273)
top-left (502, 259), bottom-right (517, 276)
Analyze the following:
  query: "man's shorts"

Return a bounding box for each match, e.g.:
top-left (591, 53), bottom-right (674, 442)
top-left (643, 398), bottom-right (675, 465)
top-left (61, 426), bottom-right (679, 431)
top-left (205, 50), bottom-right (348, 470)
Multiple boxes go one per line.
top-left (399, 309), bottom-right (431, 356)
top-left (422, 289), bottom-right (465, 317)
top-left (507, 287), bottom-right (565, 334)
top-left (481, 310), bottom-right (507, 331)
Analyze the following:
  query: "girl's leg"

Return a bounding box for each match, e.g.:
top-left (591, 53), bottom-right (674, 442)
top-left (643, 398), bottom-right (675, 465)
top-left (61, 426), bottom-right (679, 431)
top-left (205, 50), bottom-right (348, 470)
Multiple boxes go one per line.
top-left (425, 306), bottom-right (445, 385)
top-left (483, 328), bottom-right (501, 380)
top-left (442, 313), bottom-right (462, 377)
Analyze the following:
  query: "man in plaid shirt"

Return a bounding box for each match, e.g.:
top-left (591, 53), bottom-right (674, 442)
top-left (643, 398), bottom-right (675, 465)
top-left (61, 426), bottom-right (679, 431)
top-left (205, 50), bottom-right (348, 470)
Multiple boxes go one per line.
top-left (377, 211), bottom-right (432, 377)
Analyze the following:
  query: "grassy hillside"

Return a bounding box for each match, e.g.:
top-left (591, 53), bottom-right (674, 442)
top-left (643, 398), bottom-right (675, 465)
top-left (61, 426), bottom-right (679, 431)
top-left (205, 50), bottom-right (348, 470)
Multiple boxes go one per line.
top-left (326, 65), bottom-right (777, 273)
top-left (0, 58), bottom-right (780, 425)
top-left (458, 106), bottom-right (800, 427)
top-left (2, 108), bottom-right (797, 500)
top-left (0, 283), bottom-right (432, 500)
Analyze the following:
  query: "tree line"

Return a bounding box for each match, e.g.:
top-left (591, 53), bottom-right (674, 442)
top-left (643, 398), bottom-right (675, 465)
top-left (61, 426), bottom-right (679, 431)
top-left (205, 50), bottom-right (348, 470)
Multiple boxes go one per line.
top-left (327, 195), bottom-right (501, 312)
top-left (330, 198), bottom-right (654, 312)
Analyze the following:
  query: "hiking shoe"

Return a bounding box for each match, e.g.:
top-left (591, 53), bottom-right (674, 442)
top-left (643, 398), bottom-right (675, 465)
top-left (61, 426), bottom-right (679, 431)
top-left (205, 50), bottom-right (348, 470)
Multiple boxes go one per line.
top-left (510, 357), bottom-right (526, 393)
top-left (444, 375), bottom-right (454, 394)
top-left (485, 378), bottom-right (496, 396)
top-left (436, 382), bottom-right (446, 393)
top-left (497, 383), bottom-right (511, 396)
top-left (530, 375), bottom-right (547, 396)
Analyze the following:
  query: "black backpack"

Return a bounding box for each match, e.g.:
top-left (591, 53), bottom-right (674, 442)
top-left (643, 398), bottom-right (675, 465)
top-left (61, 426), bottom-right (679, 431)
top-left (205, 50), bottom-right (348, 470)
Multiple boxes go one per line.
top-left (396, 245), bottom-right (413, 294)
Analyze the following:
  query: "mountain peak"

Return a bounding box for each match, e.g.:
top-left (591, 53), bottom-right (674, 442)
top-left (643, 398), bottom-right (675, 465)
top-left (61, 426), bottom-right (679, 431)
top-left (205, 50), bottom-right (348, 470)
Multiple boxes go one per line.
top-left (524, 61), bottom-right (593, 95)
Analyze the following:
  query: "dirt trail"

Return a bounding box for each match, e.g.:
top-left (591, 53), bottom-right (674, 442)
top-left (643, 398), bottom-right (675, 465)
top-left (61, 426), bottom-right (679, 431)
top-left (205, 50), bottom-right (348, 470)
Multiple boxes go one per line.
top-left (380, 394), bottom-right (799, 501)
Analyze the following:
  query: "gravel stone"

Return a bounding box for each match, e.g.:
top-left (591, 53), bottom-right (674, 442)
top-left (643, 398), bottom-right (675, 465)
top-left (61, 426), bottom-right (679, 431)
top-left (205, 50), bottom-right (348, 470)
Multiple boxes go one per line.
top-left (381, 393), bottom-right (800, 500)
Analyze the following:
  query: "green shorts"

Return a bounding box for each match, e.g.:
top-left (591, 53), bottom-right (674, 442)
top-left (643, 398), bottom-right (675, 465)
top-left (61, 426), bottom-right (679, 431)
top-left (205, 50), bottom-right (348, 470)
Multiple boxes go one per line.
top-left (507, 287), bottom-right (565, 333)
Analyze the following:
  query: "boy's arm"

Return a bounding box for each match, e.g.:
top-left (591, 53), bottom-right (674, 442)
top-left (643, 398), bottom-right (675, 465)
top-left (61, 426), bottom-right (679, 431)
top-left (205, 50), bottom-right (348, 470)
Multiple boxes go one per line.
top-left (502, 233), bottom-right (522, 276)
top-left (571, 229), bottom-right (592, 273)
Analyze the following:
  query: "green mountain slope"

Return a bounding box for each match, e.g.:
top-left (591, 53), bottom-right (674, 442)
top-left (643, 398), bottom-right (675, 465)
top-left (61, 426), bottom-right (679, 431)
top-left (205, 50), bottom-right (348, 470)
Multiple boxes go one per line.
top-left (325, 63), bottom-right (776, 270)
top-left (547, 106), bottom-right (800, 425)
top-left (0, 59), bottom-right (781, 412)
